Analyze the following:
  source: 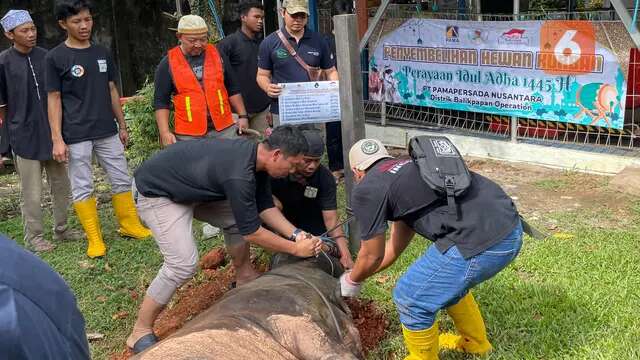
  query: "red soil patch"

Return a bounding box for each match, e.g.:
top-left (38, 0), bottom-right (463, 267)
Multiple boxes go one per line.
top-left (110, 266), bottom-right (235, 360)
top-left (199, 247), bottom-right (227, 270)
top-left (111, 255), bottom-right (388, 359)
top-left (345, 298), bottom-right (390, 355)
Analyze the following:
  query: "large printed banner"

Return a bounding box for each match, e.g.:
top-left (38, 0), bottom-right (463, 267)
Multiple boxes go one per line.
top-left (369, 19), bottom-right (627, 129)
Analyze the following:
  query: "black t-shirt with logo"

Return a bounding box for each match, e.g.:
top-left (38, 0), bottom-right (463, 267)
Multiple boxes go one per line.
top-left (352, 157), bottom-right (520, 259)
top-left (45, 43), bottom-right (118, 144)
top-left (271, 164), bottom-right (337, 236)
top-left (134, 138), bottom-right (274, 236)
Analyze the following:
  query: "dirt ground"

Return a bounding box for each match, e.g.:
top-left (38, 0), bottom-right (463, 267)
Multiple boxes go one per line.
top-left (3, 155), bottom-right (636, 359)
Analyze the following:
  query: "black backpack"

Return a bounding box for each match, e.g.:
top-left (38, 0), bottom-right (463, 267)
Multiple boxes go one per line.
top-left (408, 135), bottom-right (471, 219)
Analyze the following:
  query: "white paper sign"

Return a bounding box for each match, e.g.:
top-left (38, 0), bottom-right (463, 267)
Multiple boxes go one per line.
top-left (278, 81), bottom-right (341, 125)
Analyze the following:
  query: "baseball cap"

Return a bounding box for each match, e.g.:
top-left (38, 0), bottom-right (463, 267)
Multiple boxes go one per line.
top-left (349, 138), bottom-right (392, 171)
top-left (177, 14), bottom-right (208, 34)
top-left (282, 0), bottom-right (309, 15)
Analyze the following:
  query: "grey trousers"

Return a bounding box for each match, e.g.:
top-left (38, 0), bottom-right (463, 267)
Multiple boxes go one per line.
top-left (15, 156), bottom-right (71, 245)
top-left (247, 108), bottom-right (270, 133)
top-left (67, 134), bottom-right (132, 202)
top-left (133, 182), bottom-right (244, 304)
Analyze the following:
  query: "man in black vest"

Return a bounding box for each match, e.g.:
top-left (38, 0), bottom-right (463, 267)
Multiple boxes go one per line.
top-left (340, 138), bottom-right (523, 360)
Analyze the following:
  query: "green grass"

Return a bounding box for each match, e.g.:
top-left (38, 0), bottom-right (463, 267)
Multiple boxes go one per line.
top-left (0, 194), bottom-right (222, 359)
top-left (363, 216), bottom-right (640, 360)
top-left (1, 172), bottom-right (639, 359)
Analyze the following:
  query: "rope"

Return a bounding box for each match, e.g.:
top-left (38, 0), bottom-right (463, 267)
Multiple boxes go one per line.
top-left (632, 0), bottom-right (640, 33)
top-left (207, 0), bottom-right (225, 38)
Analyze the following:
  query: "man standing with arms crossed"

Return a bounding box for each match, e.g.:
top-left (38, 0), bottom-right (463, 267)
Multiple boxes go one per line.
top-left (46, 0), bottom-right (151, 259)
top-left (217, 3), bottom-right (271, 134)
top-left (154, 14), bottom-right (249, 146)
top-left (257, 0), bottom-right (338, 126)
top-left (0, 9), bottom-right (78, 252)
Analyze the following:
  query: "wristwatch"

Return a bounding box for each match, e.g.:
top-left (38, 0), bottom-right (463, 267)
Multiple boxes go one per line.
top-left (238, 114), bottom-right (249, 119)
top-left (289, 228), bottom-right (303, 241)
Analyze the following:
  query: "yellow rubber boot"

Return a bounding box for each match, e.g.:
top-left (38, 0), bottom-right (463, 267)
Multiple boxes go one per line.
top-left (402, 322), bottom-right (439, 360)
top-left (439, 292), bottom-right (493, 355)
top-left (73, 197), bottom-right (106, 258)
top-left (112, 191), bottom-right (151, 239)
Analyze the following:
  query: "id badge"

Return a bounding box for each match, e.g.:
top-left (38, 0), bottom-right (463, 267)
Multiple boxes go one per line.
top-left (97, 59), bottom-right (107, 72)
top-left (304, 186), bottom-right (318, 198)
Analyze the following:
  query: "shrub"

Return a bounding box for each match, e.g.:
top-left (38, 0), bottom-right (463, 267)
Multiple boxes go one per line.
top-left (124, 82), bottom-right (172, 168)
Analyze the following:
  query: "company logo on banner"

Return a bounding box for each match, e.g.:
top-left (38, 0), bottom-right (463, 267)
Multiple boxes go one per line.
top-left (369, 19), bottom-right (627, 129)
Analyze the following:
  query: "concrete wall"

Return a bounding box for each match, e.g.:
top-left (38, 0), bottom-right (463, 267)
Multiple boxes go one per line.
top-left (367, 123), bottom-right (640, 175)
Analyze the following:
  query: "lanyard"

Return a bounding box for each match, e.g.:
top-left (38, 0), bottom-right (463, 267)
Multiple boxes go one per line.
top-left (26, 55), bottom-right (41, 101)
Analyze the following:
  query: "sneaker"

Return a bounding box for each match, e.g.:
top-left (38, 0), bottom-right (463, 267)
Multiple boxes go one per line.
top-left (53, 227), bottom-right (84, 242)
top-left (202, 223), bottom-right (220, 239)
top-left (30, 238), bottom-right (56, 252)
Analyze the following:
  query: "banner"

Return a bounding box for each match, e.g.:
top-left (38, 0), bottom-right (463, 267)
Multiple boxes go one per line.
top-left (278, 81), bottom-right (341, 125)
top-left (369, 20), bottom-right (627, 129)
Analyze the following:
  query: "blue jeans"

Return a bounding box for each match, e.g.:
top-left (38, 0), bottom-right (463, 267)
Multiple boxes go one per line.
top-left (393, 220), bottom-right (523, 330)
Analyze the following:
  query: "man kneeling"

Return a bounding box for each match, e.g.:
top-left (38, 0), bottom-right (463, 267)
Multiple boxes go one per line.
top-left (271, 130), bottom-right (353, 269)
top-left (127, 126), bottom-right (323, 354)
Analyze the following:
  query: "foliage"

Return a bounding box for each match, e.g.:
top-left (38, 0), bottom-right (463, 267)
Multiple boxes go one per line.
top-left (123, 82), bottom-right (170, 168)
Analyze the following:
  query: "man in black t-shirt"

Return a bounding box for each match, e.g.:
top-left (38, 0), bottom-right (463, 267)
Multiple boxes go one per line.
top-left (271, 130), bottom-right (353, 269)
top-left (217, 3), bottom-right (271, 133)
top-left (46, 0), bottom-right (151, 259)
top-left (126, 126), bottom-right (323, 354)
top-left (340, 138), bottom-right (523, 360)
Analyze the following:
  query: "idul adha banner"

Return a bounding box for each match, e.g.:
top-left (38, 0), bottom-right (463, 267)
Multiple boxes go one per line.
top-left (369, 19), bottom-right (627, 129)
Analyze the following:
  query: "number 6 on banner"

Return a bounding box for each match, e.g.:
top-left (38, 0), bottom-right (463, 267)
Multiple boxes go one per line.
top-left (555, 30), bottom-right (580, 65)
top-left (539, 21), bottom-right (596, 74)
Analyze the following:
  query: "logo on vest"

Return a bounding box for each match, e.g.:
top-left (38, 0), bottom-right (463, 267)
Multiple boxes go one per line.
top-left (361, 140), bottom-right (379, 155)
top-left (71, 65), bottom-right (85, 78)
top-left (276, 48), bottom-right (289, 59)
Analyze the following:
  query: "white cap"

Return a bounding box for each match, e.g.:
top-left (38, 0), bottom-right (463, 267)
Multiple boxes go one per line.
top-left (349, 138), bottom-right (392, 171)
top-left (177, 14), bottom-right (208, 34)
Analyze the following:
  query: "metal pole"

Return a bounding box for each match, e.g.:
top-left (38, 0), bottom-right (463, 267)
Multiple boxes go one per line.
top-left (610, 0), bottom-right (640, 47)
top-left (475, 0), bottom-right (482, 21)
top-left (277, 0), bottom-right (284, 30)
top-left (358, 0), bottom-right (392, 53)
top-left (334, 14), bottom-right (366, 253)
top-left (511, 0), bottom-right (519, 143)
top-left (175, 0), bottom-right (182, 17)
top-left (308, 0), bottom-right (319, 32)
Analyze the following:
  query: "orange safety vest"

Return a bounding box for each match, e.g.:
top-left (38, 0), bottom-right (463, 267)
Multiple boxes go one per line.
top-left (168, 44), bottom-right (234, 135)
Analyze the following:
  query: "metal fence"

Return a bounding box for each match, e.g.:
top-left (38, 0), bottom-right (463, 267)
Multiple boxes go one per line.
top-left (320, 6), bottom-right (640, 154)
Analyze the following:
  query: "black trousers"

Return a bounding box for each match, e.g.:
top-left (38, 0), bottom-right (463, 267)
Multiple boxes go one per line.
top-left (325, 121), bottom-right (343, 171)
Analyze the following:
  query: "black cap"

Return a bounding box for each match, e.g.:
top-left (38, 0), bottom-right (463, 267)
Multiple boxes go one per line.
top-left (302, 130), bottom-right (324, 158)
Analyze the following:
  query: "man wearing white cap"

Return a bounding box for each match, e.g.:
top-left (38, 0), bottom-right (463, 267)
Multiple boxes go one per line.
top-left (153, 14), bottom-right (248, 146)
top-left (0, 9), bottom-right (79, 252)
top-left (46, 0), bottom-right (151, 259)
top-left (340, 138), bottom-right (523, 359)
top-left (256, 0), bottom-right (338, 126)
